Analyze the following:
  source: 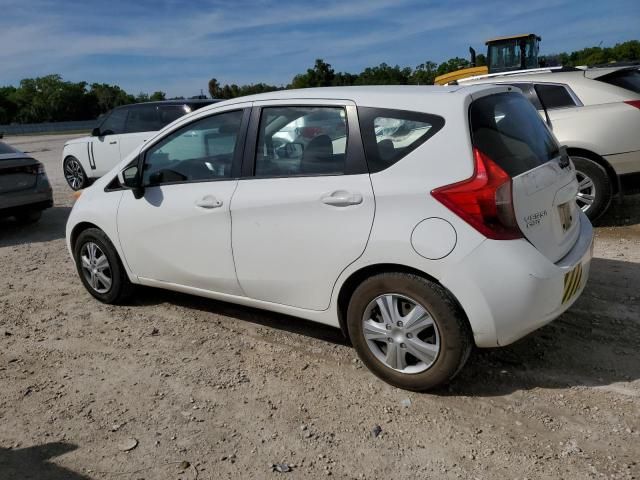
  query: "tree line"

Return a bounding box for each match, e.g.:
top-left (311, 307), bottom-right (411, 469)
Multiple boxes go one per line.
top-left (1, 40), bottom-right (638, 125)
top-left (0, 75), bottom-right (168, 124)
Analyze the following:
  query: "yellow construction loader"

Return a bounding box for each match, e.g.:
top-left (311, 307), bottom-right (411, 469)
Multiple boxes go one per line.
top-left (435, 34), bottom-right (542, 85)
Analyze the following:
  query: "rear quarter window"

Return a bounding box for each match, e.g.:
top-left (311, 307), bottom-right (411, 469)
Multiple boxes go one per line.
top-left (534, 84), bottom-right (578, 110)
top-left (358, 107), bottom-right (445, 173)
top-left (470, 92), bottom-right (559, 177)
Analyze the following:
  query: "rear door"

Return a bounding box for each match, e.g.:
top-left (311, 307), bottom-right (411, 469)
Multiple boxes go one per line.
top-left (230, 101), bottom-right (374, 311)
top-left (470, 91), bottom-right (581, 262)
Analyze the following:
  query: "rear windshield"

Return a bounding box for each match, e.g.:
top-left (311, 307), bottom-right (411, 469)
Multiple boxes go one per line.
top-left (470, 92), bottom-right (559, 177)
top-left (596, 69), bottom-right (640, 94)
top-left (0, 142), bottom-right (18, 155)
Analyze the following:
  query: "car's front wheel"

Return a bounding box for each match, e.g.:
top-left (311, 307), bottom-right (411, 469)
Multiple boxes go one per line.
top-left (74, 228), bottom-right (134, 304)
top-left (347, 273), bottom-right (472, 391)
top-left (64, 156), bottom-right (89, 191)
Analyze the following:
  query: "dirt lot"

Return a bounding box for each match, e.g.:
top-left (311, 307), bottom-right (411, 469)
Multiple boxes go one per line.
top-left (1, 133), bottom-right (639, 480)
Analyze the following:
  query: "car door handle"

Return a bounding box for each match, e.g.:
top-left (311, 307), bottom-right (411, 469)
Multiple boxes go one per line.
top-left (320, 190), bottom-right (363, 207)
top-left (109, 141), bottom-right (117, 145)
top-left (195, 195), bottom-right (223, 209)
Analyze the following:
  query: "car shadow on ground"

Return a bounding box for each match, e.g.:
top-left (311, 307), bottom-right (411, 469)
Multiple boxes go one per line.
top-left (595, 193), bottom-right (640, 227)
top-left (130, 287), bottom-right (349, 347)
top-left (129, 257), bottom-right (640, 396)
top-left (0, 206), bottom-right (70, 248)
top-left (0, 442), bottom-right (90, 480)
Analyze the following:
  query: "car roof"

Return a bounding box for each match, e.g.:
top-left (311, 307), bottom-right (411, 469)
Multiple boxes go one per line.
top-left (115, 99), bottom-right (219, 110)
top-left (194, 84), bottom-right (508, 113)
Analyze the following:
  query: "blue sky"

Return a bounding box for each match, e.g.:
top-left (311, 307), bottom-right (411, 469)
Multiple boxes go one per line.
top-left (1, 0), bottom-right (638, 97)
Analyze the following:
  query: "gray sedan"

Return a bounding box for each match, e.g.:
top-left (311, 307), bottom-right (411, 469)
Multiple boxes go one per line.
top-left (0, 141), bottom-right (53, 224)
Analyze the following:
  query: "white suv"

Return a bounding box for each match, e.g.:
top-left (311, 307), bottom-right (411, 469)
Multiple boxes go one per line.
top-left (62, 99), bottom-right (216, 190)
top-left (458, 67), bottom-right (640, 220)
top-left (66, 86), bottom-right (593, 391)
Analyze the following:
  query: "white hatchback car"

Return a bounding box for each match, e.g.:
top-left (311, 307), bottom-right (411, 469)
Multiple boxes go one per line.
top-left (458, 66), bottom-right (640, 220)
top-left (66, 86), bottom-right (593, 390)
top-left (62, 99), bottom-right (215, 190)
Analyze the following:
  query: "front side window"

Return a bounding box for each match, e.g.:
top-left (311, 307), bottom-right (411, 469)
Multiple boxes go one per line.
top-left (142, 109), bottom-right (244, 185)
top-left (255, 106), bottom-right (347, 177)
top-left (534, 84), bottom-right (578, 110)
top-left (125, 105), bottom-right (161, 133)
top-left (358, 107), bottom-right (445, 173)
top-left (99, 108), bottom-right (128, 135)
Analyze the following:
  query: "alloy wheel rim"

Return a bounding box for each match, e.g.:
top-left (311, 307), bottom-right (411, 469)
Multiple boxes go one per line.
top-left (64, 159), bottom-right (84, 190)
top-left (362, 293), bottom-right (440, 374)
top-left (80, 242), bottom-right (112, 294)
top-left (575, 169), bottom-right (596, 213)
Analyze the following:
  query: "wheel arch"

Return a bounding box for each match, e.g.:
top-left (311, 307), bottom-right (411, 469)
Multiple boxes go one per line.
top-left (69, 221), bottom-right (102, 252)
top-left (566, 147), bottom-right (619, 194)
top-left (335, 263), bottom-right (469, 342)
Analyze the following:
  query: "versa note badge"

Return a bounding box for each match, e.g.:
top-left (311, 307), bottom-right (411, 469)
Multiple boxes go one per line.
top-left (562, 264), bottom-right (583, 304)
top-left (524, 210), bottom-right (547, 228)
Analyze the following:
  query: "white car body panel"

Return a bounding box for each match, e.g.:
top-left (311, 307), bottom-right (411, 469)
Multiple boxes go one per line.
top-left (66, 85), bottom-right (594, 350)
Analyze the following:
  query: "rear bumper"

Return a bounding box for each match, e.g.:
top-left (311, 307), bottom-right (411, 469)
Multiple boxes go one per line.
top-left (442, 212), bottom-right (594, 348)
top-left (0, 186), bottom-right (53, 217)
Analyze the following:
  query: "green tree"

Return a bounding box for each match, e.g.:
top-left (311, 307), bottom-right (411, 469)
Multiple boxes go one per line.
top-left (290, 59), bottom-right (335, 88)
top-left (149, 91), bottom-right (166, 101)
top-left (409, 61), bottom-right (438, 85)
top-left (208, 78), bottom-right (221, 98)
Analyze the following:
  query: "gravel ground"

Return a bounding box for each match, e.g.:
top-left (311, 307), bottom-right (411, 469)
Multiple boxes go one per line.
top-left (1, 133), bottom-right (639, 480)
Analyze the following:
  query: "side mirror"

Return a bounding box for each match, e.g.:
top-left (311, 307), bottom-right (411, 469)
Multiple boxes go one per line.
top-left (91, 127), bottom-right (101, 137)
top-left (118, 161), bottom-right (145, 199)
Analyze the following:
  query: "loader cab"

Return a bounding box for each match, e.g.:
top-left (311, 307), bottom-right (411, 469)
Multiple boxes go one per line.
top-left (486, 34), bottom-right (541, 73)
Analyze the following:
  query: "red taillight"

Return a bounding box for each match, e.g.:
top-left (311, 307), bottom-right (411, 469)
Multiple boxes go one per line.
top-left (624, 100), bottom-right (640, 110)
top-left (431, 148), bottom-right (523, 240)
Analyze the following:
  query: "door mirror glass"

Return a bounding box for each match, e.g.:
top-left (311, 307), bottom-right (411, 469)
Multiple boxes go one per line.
top-left (121, 164), bottom-right (140, 188)
top-left (91, 127), bottom-right (101, 137)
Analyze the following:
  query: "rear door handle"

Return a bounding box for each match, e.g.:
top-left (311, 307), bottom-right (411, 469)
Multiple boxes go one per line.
top-left (321, 190), bottom-right (363, 207)
top-left (109, 141), bottom-right (117, 145)
top-left (195, 195), bottom-right (223, 209)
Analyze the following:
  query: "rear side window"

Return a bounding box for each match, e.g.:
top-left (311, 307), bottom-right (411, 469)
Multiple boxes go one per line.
top-left (596, 69), bottom-right (640, 94)
top-left (125, 105), bottom-right (161, 133)
top-left (470, 92), bottom-right (559, 177)
top-left (534, 84), bottom-right (577, 109)
top-left (0, 142), bottom-right (18, 155)
top-left (358, 107), bottom-right (445, 173)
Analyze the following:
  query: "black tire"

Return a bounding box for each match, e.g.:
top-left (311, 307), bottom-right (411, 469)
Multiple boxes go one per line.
top-left (571, 156), bottom-right (612, 222)
top-left (347, 272), bottom-right (472, 391)
top-left (64, 156), bottom-right (89, 191)
top-left (73, 228), bottom-right (134, 304)
top-left (14, 210), bottom-right (42, 224)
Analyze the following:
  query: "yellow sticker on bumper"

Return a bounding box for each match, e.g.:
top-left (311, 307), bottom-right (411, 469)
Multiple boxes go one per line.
top-left (562, 263), bottom-right (583, 304)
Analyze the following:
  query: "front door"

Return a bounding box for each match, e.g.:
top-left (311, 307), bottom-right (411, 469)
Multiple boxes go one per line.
top-left (92, 107), bottom-right (128, 176)
top-left (230, 101), bottom-right (375, 311)
top-left (117, 106), bottom-right (250, 294)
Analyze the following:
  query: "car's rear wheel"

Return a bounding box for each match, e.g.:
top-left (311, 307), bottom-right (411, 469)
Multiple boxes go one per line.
top-left (571, 156), bottom-right (612, 222)
top-left (74, 228), bottom-right (134, 303)
top-left (64, 156), bottom-right (89, 191)
top-left (347, 272), bottom-right (472, 391)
